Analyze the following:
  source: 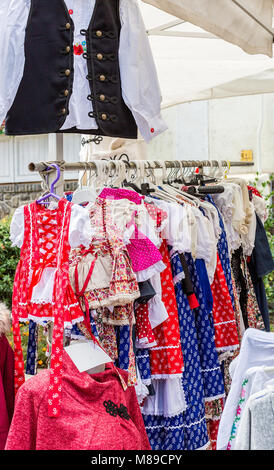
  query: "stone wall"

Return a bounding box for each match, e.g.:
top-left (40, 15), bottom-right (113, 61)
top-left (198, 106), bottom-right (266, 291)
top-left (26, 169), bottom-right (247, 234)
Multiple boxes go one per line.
top-left (0, 180), bottom-right (78, 219)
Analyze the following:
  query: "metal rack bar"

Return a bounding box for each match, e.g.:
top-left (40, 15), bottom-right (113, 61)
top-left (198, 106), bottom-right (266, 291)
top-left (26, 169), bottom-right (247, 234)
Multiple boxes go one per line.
top-left (28, 159), bottom-right (254, 175)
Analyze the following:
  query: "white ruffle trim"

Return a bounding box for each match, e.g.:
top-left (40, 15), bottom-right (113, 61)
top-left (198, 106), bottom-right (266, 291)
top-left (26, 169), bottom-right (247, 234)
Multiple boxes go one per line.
top-left (135, 338), bottom-right (157, 349)
top-left (151, 344), bottom-right (181, 351)
top-left (204, 393), bottom-right (226, 403)
top-left (18, 315), bottom-right (84, 328)
top-left (142, 378), bottom-right (187, 417)
top-left (150, 373), bottom-right (183, 379)
top-left (136, 260), bottom-right (166, 282)
top-left (201, 366), bottom-right (222, 373)
top-left (173, 271), bottom-right (185, 286)
top-left (216, 344), bottom-right (239, 353)
top-left (135, 377), bottom-right (150, 405)
top-left (214, 319), bottom-right (236, 326)
top-left (148, 295), bottom-right (169, 329)
top-left (145, 416), bottom-right (206, 431)
top-left (87, 292), bottom-right (140, 310)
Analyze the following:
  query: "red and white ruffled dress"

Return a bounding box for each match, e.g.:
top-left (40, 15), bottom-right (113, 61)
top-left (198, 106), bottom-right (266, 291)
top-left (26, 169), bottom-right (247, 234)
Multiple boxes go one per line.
top-left (211, 253), bottom-right (240, 355)
top-left (10, 198), bottom-right (92, 417)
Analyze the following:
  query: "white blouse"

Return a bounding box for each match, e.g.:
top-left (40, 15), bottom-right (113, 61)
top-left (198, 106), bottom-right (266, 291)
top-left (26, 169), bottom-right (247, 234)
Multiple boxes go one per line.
top-left (0, 0), bottom-right (167, 142)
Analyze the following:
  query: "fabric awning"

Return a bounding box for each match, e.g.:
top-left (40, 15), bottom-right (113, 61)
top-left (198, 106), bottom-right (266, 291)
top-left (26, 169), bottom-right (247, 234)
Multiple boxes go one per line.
top-left (142, 0), bottom-right (274, 57)
top-left (138, 1), bottom-right (274, 107)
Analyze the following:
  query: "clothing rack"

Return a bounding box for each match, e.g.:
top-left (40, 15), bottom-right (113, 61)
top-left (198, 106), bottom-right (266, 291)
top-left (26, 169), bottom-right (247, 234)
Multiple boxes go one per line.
top-left (28, 159), bottom-right (254, 196)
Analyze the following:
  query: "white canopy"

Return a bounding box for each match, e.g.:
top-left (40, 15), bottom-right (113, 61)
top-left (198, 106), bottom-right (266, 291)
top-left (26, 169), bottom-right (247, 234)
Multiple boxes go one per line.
top-left (139, 1), bottom-right (274, 107)
top-left (142, 0), bottom-right (274, 57)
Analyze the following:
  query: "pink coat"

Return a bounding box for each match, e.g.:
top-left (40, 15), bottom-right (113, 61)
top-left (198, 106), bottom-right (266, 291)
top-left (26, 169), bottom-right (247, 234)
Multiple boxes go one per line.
top-left (5, 352), bottom-right (151, 451)
top-left (0, 335), bottom-right (14, 450)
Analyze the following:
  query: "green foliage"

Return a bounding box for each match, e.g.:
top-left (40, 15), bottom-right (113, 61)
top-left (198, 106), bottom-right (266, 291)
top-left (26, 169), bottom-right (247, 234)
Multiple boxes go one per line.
top-left (249, 173), bottom-right (274, 314)
top-left (0, 216), bottom-right (20, 309)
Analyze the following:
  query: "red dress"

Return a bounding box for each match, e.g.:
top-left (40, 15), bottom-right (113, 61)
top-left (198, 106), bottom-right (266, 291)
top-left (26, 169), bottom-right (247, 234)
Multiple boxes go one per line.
top-left (211, 254), bottom-right (240, 353)
top-left (149, 241), bottom-right (184, 378)
top-left (12, 199), bottom-right (85, 417)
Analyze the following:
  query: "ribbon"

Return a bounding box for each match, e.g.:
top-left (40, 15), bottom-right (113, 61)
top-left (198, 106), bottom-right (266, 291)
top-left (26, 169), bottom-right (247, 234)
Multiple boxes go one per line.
top-left (74, 253), bottom-right (97, 337)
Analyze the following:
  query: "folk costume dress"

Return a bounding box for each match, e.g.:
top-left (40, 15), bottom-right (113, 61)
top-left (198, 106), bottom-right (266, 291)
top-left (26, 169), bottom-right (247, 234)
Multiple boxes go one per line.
top-left (10, 198), bottom-right (93, 417)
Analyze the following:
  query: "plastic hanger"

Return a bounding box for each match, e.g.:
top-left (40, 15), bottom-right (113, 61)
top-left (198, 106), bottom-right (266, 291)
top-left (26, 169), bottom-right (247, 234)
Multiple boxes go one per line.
top-left (72, 162), bottom-right (97, 204)
top-left (36, 163), bottom-right (61, 204)
top-left (160, 161), bottom-right (200, 207)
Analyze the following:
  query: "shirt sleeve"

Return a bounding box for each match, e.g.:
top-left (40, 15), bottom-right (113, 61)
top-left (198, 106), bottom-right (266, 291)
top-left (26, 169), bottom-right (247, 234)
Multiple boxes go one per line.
top-left (119, 0), bottom-right (168, 142)
top-left (0, 0), bottom-right (31, 126)
top-left (69, 204), bottom-right (93, 249)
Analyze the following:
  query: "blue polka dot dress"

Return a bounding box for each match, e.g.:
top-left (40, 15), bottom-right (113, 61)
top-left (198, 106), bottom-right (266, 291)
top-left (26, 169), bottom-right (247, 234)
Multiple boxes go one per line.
top-left (26, 320), bottom-right (39, 375)
top-left (184, 253), bottom-right (225, 401)
top-left (169, 250), bottom-right (210, 450)
top-left (205, 195), bottom-right (235, 310)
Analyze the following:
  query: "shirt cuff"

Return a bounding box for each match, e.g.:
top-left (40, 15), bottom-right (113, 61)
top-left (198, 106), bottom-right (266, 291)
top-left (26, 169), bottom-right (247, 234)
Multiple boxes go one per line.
top-left (187, 293), bottom-right (200, 310)
top-left (135, 112), bottom-right (168, 143)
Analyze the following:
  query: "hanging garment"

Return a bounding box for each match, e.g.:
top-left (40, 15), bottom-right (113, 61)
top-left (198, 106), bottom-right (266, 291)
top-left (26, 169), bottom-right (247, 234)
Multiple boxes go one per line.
top-left (210, 254), bottom-right (240, 355)
top-left (184, 254), bottom-right (226, 401)
top-left (227, 366), bottom-right (274, 450)
top-left (234, 387), bottom-right (274, 450)
top-left (217, 328), bottom-right (274, 450)
top-left (10, 198), bottom-right (92, 417)
top-left (166, 251), bottom-right (209, 450)
top-left (98, 189), bottom-right (166, 281)
top-left (248, 212), bottom-right (274, 332)
top-left (5, 353), bottom-right (151, 450)
top-left (0, 307), bottom-right (14, 450)
top-left (149, 241), bottom-right (184, 379)
top-left (206, 196), bottom-right (236, 311)
top-left (69, 198), bottom-right (140, 311)
top-left (1, 0), bottom-right (167, 141)
top-left (231, 247), bottom-right (265, 332)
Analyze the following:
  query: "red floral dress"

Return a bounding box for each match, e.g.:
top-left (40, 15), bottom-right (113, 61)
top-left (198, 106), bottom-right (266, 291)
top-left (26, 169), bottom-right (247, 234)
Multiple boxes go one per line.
top-left (11, 199), bottom-right (86, 417)
top-left (211, 254), bottom-right (240, 354)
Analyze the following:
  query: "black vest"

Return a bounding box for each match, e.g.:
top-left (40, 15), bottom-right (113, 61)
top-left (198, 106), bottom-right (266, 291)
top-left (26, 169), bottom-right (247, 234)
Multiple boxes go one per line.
top-left (5, 0), bottom-right (137, 139)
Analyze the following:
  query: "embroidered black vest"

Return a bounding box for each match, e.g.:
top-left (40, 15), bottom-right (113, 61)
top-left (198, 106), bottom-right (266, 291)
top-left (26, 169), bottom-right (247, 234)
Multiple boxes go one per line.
top-left (5, 0), bottom-right (137, 139)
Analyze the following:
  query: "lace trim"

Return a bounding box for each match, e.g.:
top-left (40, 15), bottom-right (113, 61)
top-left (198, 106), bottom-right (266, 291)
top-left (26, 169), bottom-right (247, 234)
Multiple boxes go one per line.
top-left (214, 319), bottom-right (236, 326)
top-left (142, 408), bottom-right (187, 418)
top-left (204, 393), bottom-right (225, 402)
top-left (22, 301), bottom-right (80, 310)
top-left (201, 366), bottom-right (221, 373)
top-left (136, 354), bottom-right (150, 359)
top-left (57, 201), bottom-right (68, 268)
top-left (86, 292), bottom-right (139, 310)
top-left (136, 260), bottom-right (166, 283)
top-left (151, 344), bottom-right (181, 351)
top-left (145, 416), bottom-right (206, 430)
top-left (18, 315), bottom-right (84, 327)
top-left (30, 298), bottom-right (55, 305)
top-left (173, 271), bottom-right (185, 285)
top-left (150, 373), bottom-right (183, 379)
top-left (216, 344), bottom-right (239, 353)
top-left (28, 204), bottom-right (33, 285)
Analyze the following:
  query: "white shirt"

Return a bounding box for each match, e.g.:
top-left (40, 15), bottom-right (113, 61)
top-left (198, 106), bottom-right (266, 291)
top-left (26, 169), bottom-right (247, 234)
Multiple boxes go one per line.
top-left (0, 0), bottom-right (167, 142)
top-left (217, 328), bottom-right (274, 450)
